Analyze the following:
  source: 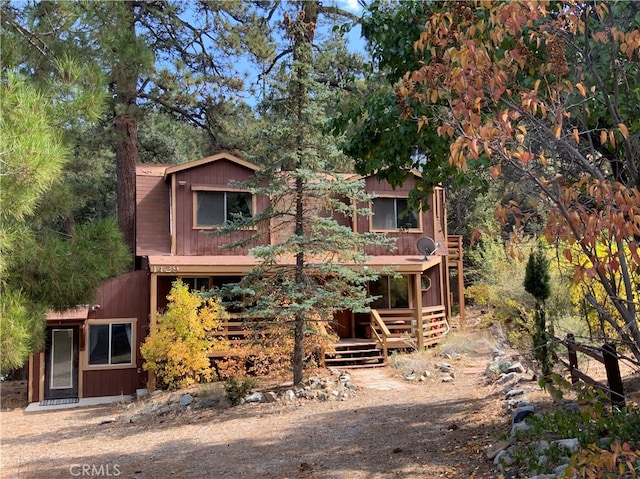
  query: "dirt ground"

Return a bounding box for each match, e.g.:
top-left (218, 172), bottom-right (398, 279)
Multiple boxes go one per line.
top-left (1, 321), bottom-right (637, 479)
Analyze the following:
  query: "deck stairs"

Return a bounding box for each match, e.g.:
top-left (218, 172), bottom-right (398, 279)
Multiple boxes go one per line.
top-left (324, 339), bottom-right (385, 368)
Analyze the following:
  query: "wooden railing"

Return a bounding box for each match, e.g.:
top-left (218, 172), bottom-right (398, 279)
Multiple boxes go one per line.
top-left (370, 307), bottom-right (450, 360)
top-left (208, 314), bottom-right (250, 357)
top-left (209, 307), bottom-right (451, 361)
top-left (556, 333), bottom-right (625, 408)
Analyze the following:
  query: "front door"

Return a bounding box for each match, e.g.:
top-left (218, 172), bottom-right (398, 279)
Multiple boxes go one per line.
top-left (44, 327), bottom-right (79, 399)
top-left (333, 310), bottom-right (353, 338)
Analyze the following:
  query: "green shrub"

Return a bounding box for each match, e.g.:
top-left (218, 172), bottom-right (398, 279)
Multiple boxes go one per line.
top-left (224, 377), bottom-right (255, 406)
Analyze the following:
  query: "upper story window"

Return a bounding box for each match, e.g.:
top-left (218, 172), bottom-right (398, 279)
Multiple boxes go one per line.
top-left (371, 197), bottom-right (420, 231)
top-left (194, 190), bottom-right (253, 228)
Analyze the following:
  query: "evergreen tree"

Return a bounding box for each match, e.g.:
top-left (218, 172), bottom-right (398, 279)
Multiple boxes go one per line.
top-left (524, 248), bottom-right (553, 379)
top-left (0, 74), bottom-right (130, 372)
top-left (218, 2), bottom-right (393, 386)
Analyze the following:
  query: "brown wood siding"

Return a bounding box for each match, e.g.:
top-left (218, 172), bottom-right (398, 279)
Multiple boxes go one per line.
top-left (83, 368), bottom-right (141, 398)
top-left (173, 160), bottom-right (270, 256)
top-left (84, 270), bottom-right (150, 398)
top-left (361, 176), bottom-right (446, 257)
top-left (422, 266), bottom-right (443, 308)
top-left (136, 166), bottom-right (171, 255)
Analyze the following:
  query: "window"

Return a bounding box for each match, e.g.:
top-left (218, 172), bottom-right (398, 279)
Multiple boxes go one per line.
top-left (88, 322), bottom-right (133, 366)
top-left (195, 191), bottom-right (252, 227)
top-left (372, 197), bottom-right (419, 230)
top-left (181, 277), bottom-right (211, 292)
top-left (370, 275), bottom-right (410, 309)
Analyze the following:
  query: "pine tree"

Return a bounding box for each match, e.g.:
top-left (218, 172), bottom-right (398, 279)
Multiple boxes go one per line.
top-left (218, 3), bottom-right (393, 386)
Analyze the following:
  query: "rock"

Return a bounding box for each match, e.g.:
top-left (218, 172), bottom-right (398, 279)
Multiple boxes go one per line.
top-left (512, 405), bottom-right (535, 424)
top-left (244, 392), bottom-right (263, 403)
top-left (317, 391), bottom-right (328, 401)
top-left (498, 372), bottom-right (517, 384)
top-left (485, 439), bottom-right (514, 460)
top-left (553, 463), bottom-right (569, 476)
top-left (510, 421), bottom-right (531, 438)
top-left (99, 417), bottom-right (116, 425)
top-left (405, 374), bottom-right (417, 381)
top-left (506, 397), bottom-right (530, 409)
top-left (507, 362), bottom-right (526, 374)
top-left (195, 398), bottom-right (218, 409)
top-left (136, 388), bottom-right (148, 400)
top-left (441, 375), bottom-right (455, 383)
top-left (179, 394), bottom-right (194, 407)
top-left (264, 391), bottom-right (278, 403)
top-left (553, 438), bottom-right (580, 453)
top-left (505, 389), bottom-right (524, 399)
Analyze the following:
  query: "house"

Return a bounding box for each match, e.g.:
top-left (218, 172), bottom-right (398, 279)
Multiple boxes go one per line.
top-left (27, 152), bottom-right (462, 403)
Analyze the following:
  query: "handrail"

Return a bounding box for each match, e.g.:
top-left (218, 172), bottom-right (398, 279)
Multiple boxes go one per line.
top-left (370, 309), bottom-right (390, 360)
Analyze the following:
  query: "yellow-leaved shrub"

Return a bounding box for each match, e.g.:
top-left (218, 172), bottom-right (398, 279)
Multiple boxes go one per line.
top-left (141, 280), bottom-right (228, 389)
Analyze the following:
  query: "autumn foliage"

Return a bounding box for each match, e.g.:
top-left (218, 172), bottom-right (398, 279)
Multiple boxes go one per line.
top-left (398, 0), bottom-right (640, 360)
top-left (141, 280), bottom-right (228, 389)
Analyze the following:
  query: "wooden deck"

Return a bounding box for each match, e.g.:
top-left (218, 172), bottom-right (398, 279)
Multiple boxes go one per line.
top-left (208, 308), bottom-right (451, 365)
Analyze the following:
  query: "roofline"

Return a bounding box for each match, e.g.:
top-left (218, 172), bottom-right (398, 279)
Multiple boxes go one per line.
top-left (145, 254), bottom-right (441, 275)
top-left (347, 168), bottom-right (424, 182)
top-left (163, 153), bottom-right (260, 181)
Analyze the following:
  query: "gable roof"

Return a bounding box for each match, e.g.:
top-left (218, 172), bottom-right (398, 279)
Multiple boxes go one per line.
top-left (163, 152), bottom-right (259, 181)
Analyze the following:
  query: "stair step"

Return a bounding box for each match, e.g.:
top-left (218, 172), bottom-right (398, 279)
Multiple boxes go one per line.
top-left (329, 348), bottom-right (381, 355)
top-left (326, 364), bottom-right (384, 371)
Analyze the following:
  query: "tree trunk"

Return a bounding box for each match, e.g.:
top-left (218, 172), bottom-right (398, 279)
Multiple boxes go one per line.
top-left (289, 2), bottom-right (318, 385)
top-left (113, 0), bottom-right (139, 266)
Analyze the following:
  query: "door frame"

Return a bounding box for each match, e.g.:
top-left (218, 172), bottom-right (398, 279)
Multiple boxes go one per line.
top-left (44, 326), bottom-right (79, 400)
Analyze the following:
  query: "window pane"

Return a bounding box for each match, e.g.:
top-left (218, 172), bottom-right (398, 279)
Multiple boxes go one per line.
top-left (51, 329), bottom-right (73, 389)
top-left (396, 199), bottom-right (418, 229)
top-left (197, 192), bottom-right (225, 226)
top-left (372, 198), bottom-right (396, 230)
top-left (89, 324), bottom-right (109, 365)
top-left (369, 276), bottom-right (389, 309)
top-left (110, 323), bottom-right (132, 365)
top-left (226, 192), bottom-right (252, 220)
top-left (389, 276), bottom-right (409, 308)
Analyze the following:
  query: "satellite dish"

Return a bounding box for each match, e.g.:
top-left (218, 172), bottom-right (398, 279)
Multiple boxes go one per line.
top-left (417, 237), bottom-right (440, 259)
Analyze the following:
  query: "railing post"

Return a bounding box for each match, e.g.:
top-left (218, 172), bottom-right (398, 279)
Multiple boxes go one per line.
top-left (567, 333), bottom-right (578, 384)
top-left (602, 343), bottom-right (625, 409)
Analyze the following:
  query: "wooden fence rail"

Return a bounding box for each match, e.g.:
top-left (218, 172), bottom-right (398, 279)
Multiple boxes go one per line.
top-left (555, 333), bottom-right (625, 408)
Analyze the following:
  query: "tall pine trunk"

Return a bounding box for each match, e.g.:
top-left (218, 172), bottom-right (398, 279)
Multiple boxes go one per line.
top-left (289, 2), bottom-right (317, 385)
top-left (113, 0), bottom-right (139, 265)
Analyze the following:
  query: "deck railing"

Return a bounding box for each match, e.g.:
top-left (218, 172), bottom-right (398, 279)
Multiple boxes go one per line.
top-left (208, 307), bottom-right (450, 360)
top-left (208, 314), bottom-right (250, 357)
top-left (370, 307), bottom-right (450, 360)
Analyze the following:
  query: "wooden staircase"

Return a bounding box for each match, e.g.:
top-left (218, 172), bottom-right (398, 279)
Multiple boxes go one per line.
top-left (324, 339), bottom-right (385, 368)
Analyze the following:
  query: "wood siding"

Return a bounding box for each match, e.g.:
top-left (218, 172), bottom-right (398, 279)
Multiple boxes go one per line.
top-left (83, 270), bottom-right (150, 398)
top-left (136, 165), bottom-right (171, 256)
top-left (173, 159), bottom-right (270, 256)
top-left (361, 176), bottom-right (447, 256)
